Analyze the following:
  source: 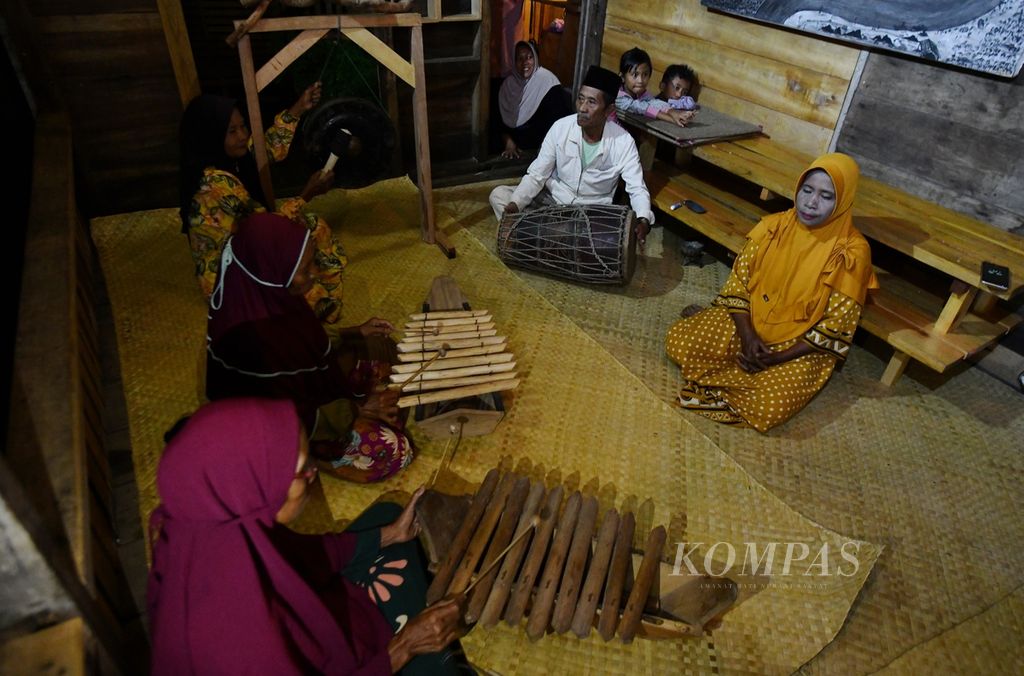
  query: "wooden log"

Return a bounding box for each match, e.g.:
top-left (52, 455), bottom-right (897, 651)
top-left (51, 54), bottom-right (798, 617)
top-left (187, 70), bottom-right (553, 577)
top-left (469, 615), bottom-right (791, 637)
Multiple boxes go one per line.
top-left (396, 371), bottom-right (517, 394)
top-left (397, 379), bottom-right (519, 408)
top-left (406, 316), bottom-right (493, 329)
top-left (396, 343), bottom-right (507, 363)
top-left (479, 481), bottom-right (546, 627)
top-left (597, 511), bottom-right (635, 641)
top-left (465, 476), bottom-right (532, 623)
top-left (397, 335), bottom-right (505, 353)
top-left (226, 0), bottom-right (271, 48)
top-left (551, 495), bottom-right (599, 634)
top-left (525, 491), bottom-right (582, 641)
top-left (404, 321), bottom-right (496, 335)
top-left (571, 509), bottom-right (620, 638)
top-left (255, 29), bottom-right (329, 91)
top-left (505, 485), bottom-right (564, 625)
top-left (341, 26), bottom-right (415, 87)
top-left (400, 328), bottom-right (497, 343)
top-left (410, 23), bottom-right (435, 246)
top-left (618, 526), bottom-right (666, 643)
top-left (446, 472), bottom-right (518, 597)
top-left (409, 309), bottom-right (489, 321)
top-left (391, 352), bottom-right (512, 374)
top-left (391, 361), bottom-right (516, 384)
top-left (426, 468), bottom-right (499, 604)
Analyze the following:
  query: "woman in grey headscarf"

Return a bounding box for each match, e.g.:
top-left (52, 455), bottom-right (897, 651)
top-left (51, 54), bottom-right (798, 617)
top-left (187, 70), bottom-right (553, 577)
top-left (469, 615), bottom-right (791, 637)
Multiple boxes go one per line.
top-left (497, 41), bottom-right (571, 159)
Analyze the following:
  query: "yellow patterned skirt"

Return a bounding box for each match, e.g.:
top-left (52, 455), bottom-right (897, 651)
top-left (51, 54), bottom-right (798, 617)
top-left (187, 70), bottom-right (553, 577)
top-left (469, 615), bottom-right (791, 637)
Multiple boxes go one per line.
top-left (665, 307), bottom-right (837, 432)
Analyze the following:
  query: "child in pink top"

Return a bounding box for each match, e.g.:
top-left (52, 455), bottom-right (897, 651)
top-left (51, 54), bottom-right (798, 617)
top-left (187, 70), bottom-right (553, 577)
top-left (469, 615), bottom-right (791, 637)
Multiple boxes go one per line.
top-left (615, 47), bottom-right (695, 126)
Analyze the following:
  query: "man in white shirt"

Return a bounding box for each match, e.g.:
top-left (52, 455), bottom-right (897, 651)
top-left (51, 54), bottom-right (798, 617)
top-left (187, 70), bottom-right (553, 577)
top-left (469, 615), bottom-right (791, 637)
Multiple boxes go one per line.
top-left (489, 65), bottom-right (654, 246)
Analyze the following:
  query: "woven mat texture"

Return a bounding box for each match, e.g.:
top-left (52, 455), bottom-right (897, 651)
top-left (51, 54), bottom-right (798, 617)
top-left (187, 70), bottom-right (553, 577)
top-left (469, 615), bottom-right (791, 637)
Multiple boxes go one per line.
top-left (447, 179), bottom-right (1024, 674)
top-left (91, 177), bottom-right (880, 675)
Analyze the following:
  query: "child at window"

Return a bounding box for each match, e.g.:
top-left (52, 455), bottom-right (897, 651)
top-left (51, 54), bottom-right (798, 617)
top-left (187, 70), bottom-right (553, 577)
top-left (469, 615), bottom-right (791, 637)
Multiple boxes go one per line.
top-left (658, 63), bottom-right (700, 112)
top-left (615, 47), bottom-right (694, 126)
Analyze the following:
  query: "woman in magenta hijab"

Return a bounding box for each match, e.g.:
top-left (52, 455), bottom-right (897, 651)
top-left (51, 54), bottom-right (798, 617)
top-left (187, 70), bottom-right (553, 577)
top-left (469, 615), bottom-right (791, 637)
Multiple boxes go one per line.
top-left (147, 397), bottom-right (467, 674)
top-left (205, 212), bottom-right (413, 483)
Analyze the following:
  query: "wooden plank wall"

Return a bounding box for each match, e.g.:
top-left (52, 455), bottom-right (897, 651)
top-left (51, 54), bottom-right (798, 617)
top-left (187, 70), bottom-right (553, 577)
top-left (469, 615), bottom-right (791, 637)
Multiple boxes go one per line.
top-left (838, 53), bottom-right (1024, 235)
top-left (599, 0), bottom-right (862, 157)
top-left (27, 0), bottom-right (197, 216)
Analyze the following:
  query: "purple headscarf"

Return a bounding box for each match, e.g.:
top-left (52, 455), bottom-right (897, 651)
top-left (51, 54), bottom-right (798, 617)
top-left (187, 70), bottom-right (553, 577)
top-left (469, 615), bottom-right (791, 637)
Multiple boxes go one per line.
top-left (207, 212), bottom-right (330, 373)
top-left (147, 398), bottom-right (381, 674)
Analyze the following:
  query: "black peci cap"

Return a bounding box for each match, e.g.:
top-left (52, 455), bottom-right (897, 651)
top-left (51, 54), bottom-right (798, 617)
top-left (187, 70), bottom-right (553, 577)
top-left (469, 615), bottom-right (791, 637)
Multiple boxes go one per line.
top-left (581, 65), bottom-right (621, 107)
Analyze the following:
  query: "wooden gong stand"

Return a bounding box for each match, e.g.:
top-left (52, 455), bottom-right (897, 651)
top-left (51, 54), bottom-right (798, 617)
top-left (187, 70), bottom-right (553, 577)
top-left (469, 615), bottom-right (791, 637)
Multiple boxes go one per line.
top-left (229, 10), bottom-right (455, 257)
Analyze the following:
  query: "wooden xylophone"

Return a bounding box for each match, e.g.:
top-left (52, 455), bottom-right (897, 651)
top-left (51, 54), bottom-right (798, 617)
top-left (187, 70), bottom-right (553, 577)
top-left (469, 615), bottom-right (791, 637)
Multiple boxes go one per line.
top-left (391, 309), bottom-right (520, 409)
top-left (421, 468), bottom-right (743, 643)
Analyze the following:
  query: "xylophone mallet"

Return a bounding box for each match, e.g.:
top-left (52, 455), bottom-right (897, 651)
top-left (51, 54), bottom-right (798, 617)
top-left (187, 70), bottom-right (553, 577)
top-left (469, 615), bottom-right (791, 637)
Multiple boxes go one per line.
top-left (465, 476), bottom-right (532, 623)
top-left (426, 468), bottom-right (500, 604)
top-left (478, 481), bottom-right (547, 627)
top-left (447, 473), bottom-right (518, 596)
top-left (504, 485), bottom-right (564, 626)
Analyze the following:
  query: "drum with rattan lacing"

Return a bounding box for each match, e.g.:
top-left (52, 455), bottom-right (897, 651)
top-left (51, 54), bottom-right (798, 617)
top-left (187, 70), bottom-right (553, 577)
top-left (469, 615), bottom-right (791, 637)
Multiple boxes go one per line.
top-left (497, 204), bottom-right (636, 285)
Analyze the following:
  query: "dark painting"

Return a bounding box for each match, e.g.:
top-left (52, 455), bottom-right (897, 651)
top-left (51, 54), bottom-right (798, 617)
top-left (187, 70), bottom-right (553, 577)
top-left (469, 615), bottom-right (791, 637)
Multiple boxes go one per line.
top-left (702, 0), bottom-right (1024, 77)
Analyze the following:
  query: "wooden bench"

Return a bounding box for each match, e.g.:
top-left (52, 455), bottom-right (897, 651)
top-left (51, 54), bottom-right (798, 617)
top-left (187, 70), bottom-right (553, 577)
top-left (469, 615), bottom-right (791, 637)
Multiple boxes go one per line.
top-left (647, 156), bottom-right (1023, 385)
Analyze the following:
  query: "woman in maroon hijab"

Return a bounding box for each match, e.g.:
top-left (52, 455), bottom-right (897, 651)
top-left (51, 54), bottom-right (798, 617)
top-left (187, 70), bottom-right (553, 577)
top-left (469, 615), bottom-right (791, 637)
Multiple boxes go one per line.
top-left (205, 212), bottom-right (412, 482)
top-left (147, 397), bottom-right (466, 674)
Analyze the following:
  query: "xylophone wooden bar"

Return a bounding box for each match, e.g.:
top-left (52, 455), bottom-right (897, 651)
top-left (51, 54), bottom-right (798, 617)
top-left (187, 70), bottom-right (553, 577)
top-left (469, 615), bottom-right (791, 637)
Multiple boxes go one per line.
top-left (504, 485), bottom-right (563, 626)
top-left (597, 511), bottom-right (636, 641)
top-left (618, 526), bottom-right (667, 643)
top-left (571, 508), bottom-right (620, 638)
top-left (526, 491), bottom-right (582, 641)
top-left (426, 468), bottom-right (500, 604)
top-left (478, 481), bottom-right (547, 627)
top-left (465, 476), bottom-right (532, 623)
top-left (551, 495), bottom-right (599, 634)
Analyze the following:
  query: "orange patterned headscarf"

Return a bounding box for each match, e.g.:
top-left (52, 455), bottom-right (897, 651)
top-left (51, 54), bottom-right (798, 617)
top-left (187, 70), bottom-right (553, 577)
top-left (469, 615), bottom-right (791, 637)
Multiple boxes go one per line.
top-left (745, 153), bottom-right (878, 345)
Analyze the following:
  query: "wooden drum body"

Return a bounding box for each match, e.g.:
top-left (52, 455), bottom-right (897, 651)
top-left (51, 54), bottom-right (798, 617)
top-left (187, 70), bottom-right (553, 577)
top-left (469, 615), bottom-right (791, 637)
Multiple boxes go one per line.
top-left (497, 204), bottom-right (636, 285)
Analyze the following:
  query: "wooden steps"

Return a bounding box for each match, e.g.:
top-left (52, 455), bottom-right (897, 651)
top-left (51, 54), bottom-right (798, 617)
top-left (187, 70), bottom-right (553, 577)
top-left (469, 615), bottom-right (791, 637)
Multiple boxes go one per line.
top-left (649, 160), bottom-right (1019, 384)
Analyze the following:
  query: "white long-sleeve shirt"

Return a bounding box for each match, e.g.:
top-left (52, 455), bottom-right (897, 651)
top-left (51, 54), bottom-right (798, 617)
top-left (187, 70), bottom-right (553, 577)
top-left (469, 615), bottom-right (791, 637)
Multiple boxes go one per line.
top-left (509, 114), bottom-right (654, 223)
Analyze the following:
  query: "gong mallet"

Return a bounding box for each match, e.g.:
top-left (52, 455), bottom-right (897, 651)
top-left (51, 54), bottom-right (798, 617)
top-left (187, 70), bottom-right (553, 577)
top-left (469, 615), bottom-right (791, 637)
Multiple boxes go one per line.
top-left (320, 128), bottom-right (353, 176)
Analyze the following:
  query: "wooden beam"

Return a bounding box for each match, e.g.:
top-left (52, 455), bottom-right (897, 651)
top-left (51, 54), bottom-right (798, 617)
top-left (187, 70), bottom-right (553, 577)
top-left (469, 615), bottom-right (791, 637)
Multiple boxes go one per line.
top-left (574, 0), bottom-right (609, 93)
top-left (410, 25), bottom-right (440, 250)
top-left (226, 0), bottom-right (272, 48)
top-left (880, 351), bottom-right (911, 387)
top-left (934, 283), bottom-right (979, 334)
top-left (474, 0), bottom-right (492, 159)
top-left (237, 33), bottom-right (275, 206)
top-left (157, 0), bottom-right (200, 105)
top-left (256, 29), bottom-right (330, 92)
top-left (241, 14), bottom-right (423, 33)
top-left (341, 27), bottom-right (415, 87)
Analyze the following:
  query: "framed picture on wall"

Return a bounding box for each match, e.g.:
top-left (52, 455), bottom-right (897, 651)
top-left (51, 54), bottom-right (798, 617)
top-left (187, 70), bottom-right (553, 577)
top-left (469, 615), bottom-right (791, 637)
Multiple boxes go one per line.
top-left (701, 0), bottom-right (1024, 77)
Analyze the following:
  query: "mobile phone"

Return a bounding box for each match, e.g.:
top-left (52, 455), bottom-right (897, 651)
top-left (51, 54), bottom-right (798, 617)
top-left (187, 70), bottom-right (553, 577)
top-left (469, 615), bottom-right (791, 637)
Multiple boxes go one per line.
top-left (981, 261), bottom-right (1010, 291)
top-left (684, 199), bottom-right (707, 214)
top-left (669, 201), bottom-right (683, 211)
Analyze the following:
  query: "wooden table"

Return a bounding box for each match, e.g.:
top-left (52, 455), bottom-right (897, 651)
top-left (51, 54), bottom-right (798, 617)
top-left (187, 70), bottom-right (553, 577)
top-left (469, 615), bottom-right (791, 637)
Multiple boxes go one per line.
top-left (629, 117), bottom-right (1024, 384)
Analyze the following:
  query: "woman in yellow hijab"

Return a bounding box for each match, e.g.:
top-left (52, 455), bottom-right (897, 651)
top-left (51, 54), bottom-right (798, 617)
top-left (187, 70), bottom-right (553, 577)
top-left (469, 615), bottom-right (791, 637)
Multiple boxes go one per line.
top-left (665, 153), bottom-right (878, 432)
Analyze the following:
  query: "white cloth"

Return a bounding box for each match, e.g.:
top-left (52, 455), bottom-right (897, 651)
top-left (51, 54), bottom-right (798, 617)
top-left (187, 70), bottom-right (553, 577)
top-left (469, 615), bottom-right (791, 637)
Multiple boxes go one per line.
top-left (507, 114), bottom-right (654, 223)
top-left (498, 43), bottom-right (561, 128)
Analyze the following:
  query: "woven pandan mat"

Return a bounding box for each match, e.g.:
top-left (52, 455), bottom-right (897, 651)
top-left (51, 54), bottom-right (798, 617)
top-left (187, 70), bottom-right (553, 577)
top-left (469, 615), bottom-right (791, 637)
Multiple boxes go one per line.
top-left (442, 179), bottom-right (1024, 674)
top-left (92, 177), bottom-right (881, 673)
